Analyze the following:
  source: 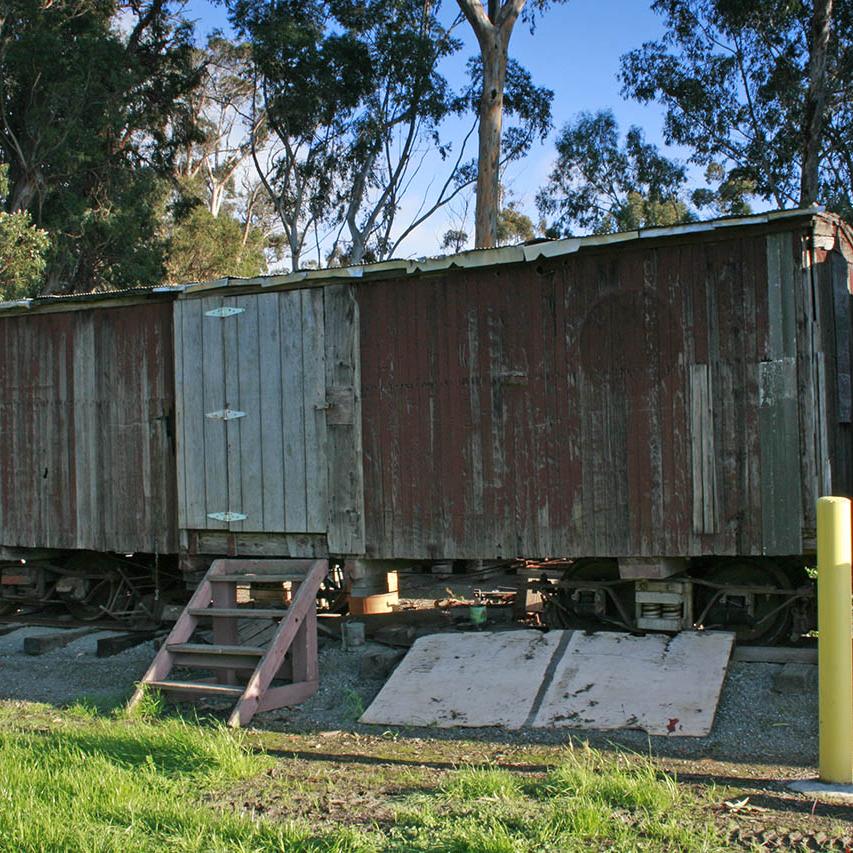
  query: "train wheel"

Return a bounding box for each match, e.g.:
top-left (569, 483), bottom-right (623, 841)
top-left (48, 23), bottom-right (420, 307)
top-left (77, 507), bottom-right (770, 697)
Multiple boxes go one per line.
top-left (65, 575), bottom-right (119, 621)
top-left (693, 558), bottom-right (793, 644)
top-left (546, 558), bottom-right (633, 630)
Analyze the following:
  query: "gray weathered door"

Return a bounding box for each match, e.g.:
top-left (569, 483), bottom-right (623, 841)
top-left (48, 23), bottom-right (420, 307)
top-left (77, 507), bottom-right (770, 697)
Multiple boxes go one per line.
top-left (174, 290), bottom-right (327, 534)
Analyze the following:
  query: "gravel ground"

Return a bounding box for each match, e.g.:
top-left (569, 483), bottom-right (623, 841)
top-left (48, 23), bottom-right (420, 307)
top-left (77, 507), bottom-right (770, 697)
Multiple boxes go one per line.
top-left (0, 626), bottom-right (155, 707)
top-left (0, 622), bottom-right (819, 767)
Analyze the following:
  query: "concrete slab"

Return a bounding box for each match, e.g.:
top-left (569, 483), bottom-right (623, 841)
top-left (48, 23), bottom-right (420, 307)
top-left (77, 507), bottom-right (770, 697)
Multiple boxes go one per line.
top-left (359, 630), bottom-right (563, 728)
top-left (534, 631), bottom-right (735, 736)
top-left (789, 779), bottom-right (853, 804)
top-left (360, 629), bottom-right (735, 736)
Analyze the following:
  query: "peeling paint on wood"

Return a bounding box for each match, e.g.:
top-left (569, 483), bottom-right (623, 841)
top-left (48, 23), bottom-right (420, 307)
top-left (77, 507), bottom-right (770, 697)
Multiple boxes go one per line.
top-left (356, 222), bottom-right (852, 560)
top-left (0, 301), bottom-right (177, 553)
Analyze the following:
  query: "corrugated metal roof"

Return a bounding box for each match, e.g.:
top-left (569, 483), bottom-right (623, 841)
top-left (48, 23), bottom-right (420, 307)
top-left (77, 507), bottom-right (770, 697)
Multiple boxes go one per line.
top-left (0, 206), bottom-right (825, 314)
top-left (182, 207), bottom-right (823, 297)
top-left (0, 284), bottom-right (176, 314)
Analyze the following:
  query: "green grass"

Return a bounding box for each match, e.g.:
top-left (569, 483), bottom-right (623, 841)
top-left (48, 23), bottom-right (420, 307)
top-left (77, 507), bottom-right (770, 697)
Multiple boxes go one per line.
top-left (0, 702), bottom-right (728, 852)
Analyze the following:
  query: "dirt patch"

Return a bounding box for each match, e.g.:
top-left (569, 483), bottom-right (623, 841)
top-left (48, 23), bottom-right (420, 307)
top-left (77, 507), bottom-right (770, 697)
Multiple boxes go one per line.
top-left (217, 731), bottom-right (853, 847)
top-left (219, 746), bottom-right (444, 827)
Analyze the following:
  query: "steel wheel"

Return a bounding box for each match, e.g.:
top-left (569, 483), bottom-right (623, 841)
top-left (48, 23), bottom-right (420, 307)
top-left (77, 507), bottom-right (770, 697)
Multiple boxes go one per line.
top-left (693, 558), bottom-right (793, 644)
top-left (545, 558), bottom-right (633, 630)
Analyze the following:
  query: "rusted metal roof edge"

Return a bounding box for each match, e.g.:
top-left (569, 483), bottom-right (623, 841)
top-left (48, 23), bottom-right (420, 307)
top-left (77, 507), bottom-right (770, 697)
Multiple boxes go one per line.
top-left (0, 207), bottom-right (826, 314)
top-left (0, 284), bottom-right (184, 316)
top-left (176, 206), bottom-right (824, 298)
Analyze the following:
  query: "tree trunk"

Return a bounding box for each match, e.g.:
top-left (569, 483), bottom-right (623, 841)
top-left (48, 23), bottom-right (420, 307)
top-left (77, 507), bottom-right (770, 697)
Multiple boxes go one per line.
top-left (475, 34), bottom-right (508, 248)
top-left (800, 0), bottom-right (834, 207)
top-left (9, 168), bottom-right (39, 215)
top-left (209, 181), bottom-right (225, 217)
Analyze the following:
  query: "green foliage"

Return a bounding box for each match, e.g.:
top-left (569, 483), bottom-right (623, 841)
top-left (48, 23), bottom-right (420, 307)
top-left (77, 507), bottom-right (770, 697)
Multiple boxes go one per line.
top-left (441, 229), bottom-right (470, 253)
top-left (497, 204), bottom-right (536, 245)
top-left (0, 0), bottom-right (202, 292)
top-left (0, 166), bottom-right (49, 299)
top-left (537, 110), bottom-right (696, 235)
top-left (620, 0), bottom-right (853, 216)
top-left (165, 205), bottom-right (267, 283)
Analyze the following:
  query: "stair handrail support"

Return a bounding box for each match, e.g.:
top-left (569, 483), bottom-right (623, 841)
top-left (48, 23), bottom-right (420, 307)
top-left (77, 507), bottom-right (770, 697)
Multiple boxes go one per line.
top-left (127, 559), bottom-right (230, 711)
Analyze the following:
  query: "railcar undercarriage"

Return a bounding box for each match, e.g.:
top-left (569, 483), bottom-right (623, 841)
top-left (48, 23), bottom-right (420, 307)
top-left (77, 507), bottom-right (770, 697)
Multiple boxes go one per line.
top-left (536, 556), bottom-right (816, 644)
top-left (1, 548), bottom-right (817, 645)
top-left (0, 551), bottom-right (183, 624)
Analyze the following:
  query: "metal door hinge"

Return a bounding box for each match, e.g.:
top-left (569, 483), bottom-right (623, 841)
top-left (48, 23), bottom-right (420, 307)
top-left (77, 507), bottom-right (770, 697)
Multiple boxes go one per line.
top-left (207, 511), bottom-right (247, 522)
top-left (205, 306), bottom-right (244, 318)
top-left (205, 409), bottom-right (246, 421)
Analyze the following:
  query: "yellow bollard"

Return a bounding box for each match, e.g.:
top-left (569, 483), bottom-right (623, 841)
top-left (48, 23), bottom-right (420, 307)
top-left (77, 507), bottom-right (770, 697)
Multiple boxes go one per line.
top-left (817, 496), bottom-right (853, 785)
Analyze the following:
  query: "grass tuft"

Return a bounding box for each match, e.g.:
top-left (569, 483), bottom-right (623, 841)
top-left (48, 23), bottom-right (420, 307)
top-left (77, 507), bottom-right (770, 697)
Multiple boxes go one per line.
top-left (441, 766), bottom-right (523, 801)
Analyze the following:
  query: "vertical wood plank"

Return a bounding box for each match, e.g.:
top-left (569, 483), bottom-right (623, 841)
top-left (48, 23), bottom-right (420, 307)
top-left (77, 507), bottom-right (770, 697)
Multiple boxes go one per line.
top-left (72, 316), bottom-right (98, 549)
top-left (324, 284), bottom-right (365, 554)
top-left (201, 298), bottom-right (228, 529)
top-left (690, 363), bottom-right (718, 534)
top-left (832, 251), bottom-right (851, 423)
top-left (281, 291), bottom-right (308, 531)
top-left (222, 297), bottom-right (245, 532)
top-left (233, 296), bottom-right (262, 532)
top-left (257, 293), bottom-right (286, 531)
top-left (179, 299), bottom-right (208, 529)
top-left (759, 358), bottom-right (802, 553)
top-left (301, 288), bottom-right (328, 532)
top-left (173, 301), bottom-right (188, 530)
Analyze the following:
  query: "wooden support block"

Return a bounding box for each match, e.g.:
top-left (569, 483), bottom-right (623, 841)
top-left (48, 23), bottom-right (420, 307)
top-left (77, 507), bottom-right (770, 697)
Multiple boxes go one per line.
top-left (96, 631), bottom-right (156, 658)
top-left (23, 627), bottom-right (99, 656)
top-left (732, 645), bottom-right (817, 665)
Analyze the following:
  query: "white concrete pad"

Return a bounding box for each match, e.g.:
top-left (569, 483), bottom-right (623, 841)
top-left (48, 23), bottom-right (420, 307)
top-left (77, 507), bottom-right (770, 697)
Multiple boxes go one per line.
top-left (534, 631), bottom-right (734, 736)
top-left (359, 630), bottom-right (562, 728)
top-left (360, 629), bottom-right (734, 736)
top-left (788, 779), bottom-right (853, 803)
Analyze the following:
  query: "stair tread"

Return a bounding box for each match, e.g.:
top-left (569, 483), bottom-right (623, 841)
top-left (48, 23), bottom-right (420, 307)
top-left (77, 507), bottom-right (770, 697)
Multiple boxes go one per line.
top-left (167, 643), bottom-right (266, 656)
top-left (211, 574), bottom-right (304, 583)
top-left (189, 607), bottom-right (287, 619)
top-left (145, 679), bottom-right (244, 697)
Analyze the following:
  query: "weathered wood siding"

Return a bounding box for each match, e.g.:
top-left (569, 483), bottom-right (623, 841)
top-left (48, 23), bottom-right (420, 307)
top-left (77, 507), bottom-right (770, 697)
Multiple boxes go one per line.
top-left (356, 225), bottom-right (819, 560)
top-left (811, 217), bottom-right (853, 508)
top-left (324, 285), bottom-right (365, 554)
top-left (174, 291), bottom-right (328, 536)
top-left (0, 301), bottom-right (177, 553)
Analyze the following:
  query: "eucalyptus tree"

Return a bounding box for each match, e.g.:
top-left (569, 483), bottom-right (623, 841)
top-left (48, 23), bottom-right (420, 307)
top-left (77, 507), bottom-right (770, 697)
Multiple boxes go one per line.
top-left (536, 110), bottom-right (696, 235)
top-left (455, 0), bottom-right (564, 248)
top-left (620, 0), bottom-right (852, 217)
top-left (231, 0), bottom-right (477, 268)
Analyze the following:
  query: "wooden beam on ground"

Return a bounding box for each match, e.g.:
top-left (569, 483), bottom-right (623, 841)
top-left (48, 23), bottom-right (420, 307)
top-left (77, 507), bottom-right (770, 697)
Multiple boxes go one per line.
top-left (96, 631), bottom-right (157, 658)
top-left (732, 645), bottom-right (817, 664)
top-left (23, 627), bottom-right (99, 656)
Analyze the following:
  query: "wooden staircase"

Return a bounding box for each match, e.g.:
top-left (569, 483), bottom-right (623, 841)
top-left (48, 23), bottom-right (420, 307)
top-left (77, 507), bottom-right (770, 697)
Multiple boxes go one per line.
top-left (128, 558), bottom-right (327, 727)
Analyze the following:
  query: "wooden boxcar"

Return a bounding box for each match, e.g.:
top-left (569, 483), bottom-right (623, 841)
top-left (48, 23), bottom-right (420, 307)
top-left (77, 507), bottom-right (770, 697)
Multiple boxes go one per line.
top-left (0, 289), bottom-right (179, 616)
top-left (1, 208), bottom-right (851, 637)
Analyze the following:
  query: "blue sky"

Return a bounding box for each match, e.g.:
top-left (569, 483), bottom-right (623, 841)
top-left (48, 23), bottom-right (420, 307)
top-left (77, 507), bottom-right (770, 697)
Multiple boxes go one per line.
top-left (182, 0), bottom-right (689, 259)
